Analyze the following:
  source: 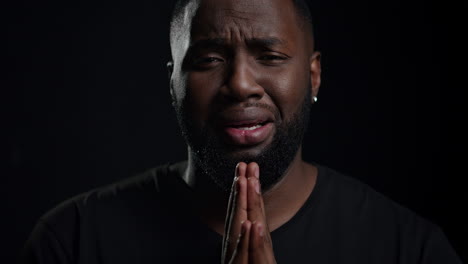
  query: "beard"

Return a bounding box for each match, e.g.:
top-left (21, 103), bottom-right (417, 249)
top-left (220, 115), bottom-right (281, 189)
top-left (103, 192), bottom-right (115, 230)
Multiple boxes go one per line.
top-left (174, 90), bottom-right (312, 194)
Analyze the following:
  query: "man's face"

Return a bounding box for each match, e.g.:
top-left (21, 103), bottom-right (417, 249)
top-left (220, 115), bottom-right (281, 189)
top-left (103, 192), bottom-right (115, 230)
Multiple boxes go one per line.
top-left (170, 0), bottom-right (320, 192)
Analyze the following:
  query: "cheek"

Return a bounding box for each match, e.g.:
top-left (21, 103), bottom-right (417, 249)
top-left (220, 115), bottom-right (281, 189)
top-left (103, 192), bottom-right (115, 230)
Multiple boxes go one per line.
top-left (259, 64), bottom-right (310, 121)
top-left (184, 71), bottom-right (223, 127)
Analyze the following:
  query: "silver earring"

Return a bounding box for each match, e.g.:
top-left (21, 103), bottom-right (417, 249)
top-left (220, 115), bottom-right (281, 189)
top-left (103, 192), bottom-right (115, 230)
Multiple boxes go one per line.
top-left (313, 96), bottom-right (318, 103)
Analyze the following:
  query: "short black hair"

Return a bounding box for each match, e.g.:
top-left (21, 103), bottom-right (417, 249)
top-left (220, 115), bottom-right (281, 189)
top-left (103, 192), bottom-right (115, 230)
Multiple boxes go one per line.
top-left (169, 0), bottom-right (315, 43)
top-left (292, 0), bottom-right (314, 32)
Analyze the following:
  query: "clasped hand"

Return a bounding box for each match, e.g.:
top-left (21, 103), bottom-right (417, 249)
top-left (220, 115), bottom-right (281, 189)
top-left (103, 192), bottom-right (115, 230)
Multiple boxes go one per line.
top-left (221, 162), bottom-right (277, 264)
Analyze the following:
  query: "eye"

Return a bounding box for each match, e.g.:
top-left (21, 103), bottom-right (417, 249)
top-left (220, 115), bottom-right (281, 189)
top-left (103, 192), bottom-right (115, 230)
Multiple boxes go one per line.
top-left (193, 57), bottom-right (224, 68)
top-left (257, 53), bottom-right (289, 65)
top-left (258, 55), bottom-right (286, 61)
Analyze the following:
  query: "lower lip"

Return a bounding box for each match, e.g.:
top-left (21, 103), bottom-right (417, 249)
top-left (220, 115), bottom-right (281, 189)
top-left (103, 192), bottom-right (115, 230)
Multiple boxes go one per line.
top-left (222, 123), bottom-right (274, 146)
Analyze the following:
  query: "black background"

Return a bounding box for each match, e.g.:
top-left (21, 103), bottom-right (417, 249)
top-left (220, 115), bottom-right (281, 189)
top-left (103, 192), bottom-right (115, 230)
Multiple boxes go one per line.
top-left (3, 0), bottom-right (466, 262)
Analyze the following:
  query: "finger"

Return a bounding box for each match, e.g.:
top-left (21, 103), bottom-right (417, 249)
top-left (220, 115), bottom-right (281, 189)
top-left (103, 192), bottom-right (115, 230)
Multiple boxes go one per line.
top-left (223, 163), bottom-right (244, 261)
top-left (230, 220), bottom-right (251, 264)
top-left (224, 163), bottom-right (243, 236)
top-left (246, 163), bottom-right (264, 224)
top-left (249, 221), bottom-right (265, 263)
top-left (223, 163), bottom-right (239, 259)
top-left (228, 172), bottom-right (248, 257)
top-left (224, 162), bottom-right (248, 261)
top-left (246, 164), bottom-right (273, 247)
top-left (249, 221), bottom-right (276, 263)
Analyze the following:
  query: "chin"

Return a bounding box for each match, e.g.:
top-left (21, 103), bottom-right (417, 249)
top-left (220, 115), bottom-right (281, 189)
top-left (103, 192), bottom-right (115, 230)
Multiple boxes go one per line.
top-left (220, 139), bottom-right (275, 161)
top-left (223, 148), bottom-right (264, 162)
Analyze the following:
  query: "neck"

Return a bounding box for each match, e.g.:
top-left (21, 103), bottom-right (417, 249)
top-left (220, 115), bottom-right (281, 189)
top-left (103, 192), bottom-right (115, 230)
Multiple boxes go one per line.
top-left (182, 146), bottom-right (317, 235)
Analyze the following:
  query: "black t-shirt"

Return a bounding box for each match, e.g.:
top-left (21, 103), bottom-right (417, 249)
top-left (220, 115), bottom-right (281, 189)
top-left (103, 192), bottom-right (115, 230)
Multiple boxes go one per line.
top-left (21, 162), bottom-right (462, 263)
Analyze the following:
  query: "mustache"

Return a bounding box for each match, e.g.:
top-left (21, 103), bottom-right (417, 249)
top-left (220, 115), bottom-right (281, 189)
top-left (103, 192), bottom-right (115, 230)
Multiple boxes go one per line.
top-left (212, 102), bottom-right (280, 122)
top-left (235, 102), bottom-right (276, 112)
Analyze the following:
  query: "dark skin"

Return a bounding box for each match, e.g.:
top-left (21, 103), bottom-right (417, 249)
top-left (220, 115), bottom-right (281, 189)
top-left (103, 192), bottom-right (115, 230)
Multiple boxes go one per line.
top-left (168, 0), bottom-right (321, 262)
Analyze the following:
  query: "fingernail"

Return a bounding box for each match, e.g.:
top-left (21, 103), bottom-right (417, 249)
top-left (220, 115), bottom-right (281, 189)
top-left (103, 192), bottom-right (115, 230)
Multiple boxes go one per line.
top-left (255, 165), bottom-right (259, 179)
top-left (231, 176), bottom-right (239, 192)
top-left (258, 224), bottom-right (264, 237)
top-left (235, 163), bottom-right (241, 177)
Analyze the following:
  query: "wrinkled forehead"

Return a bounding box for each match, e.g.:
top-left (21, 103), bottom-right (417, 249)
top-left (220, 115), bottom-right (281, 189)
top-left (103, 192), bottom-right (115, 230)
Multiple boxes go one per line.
top-left (170, 0), bottom-right (304, 64)
top-left (190, 0), bottom-right (298, 40)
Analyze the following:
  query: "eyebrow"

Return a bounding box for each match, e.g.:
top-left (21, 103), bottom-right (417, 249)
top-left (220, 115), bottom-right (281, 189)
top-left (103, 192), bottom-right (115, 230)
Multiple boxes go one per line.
top-left (247, 37), bottom-right (287, 47)
top-left (188, 37), bottom-right (287, 50)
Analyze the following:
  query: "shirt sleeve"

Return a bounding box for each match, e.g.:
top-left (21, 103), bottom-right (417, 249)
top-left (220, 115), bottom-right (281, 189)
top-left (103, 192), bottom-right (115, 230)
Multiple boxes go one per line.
top-left (20, 220), bottom-right (72, 264)
top-left (420, 225), bottom-right (463, 264)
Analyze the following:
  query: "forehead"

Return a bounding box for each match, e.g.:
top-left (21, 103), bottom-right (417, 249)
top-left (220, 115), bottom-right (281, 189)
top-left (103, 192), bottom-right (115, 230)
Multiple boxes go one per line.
top-left (189, 0), bottom-right (301, 42)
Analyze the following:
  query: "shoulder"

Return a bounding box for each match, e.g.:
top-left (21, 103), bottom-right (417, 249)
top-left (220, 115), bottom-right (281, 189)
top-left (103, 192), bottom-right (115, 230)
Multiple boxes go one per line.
top-left (313, 165), bottom-right (462, 263)
top-left (317, 165), bottom-right (427, 226)
top-left (26, 163), bottom-right (179, 246)
top-left (21, 162), bottom-right (190, 263)
top-left (40, 163), bottom-right (172, 227)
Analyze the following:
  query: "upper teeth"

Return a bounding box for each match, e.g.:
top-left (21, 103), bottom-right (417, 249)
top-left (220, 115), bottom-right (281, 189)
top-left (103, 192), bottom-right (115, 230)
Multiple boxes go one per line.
top-left (238, 124), bottom-right (262, 130)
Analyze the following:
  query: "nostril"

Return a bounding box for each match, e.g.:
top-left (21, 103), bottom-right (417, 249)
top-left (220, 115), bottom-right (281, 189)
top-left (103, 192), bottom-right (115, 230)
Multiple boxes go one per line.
top-left (223, 60), bottom-right (265, 101)
top-left (224, 78), bottom-right (265, 101)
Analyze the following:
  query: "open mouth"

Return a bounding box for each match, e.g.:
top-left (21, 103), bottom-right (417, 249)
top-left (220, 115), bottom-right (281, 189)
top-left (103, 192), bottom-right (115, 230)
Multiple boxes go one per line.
top-left (215, 106), bottom-right (276, 146)
top-left (221, 120), bottom-right (274, 146)
top-left (228, 121), bottom-right (269, 131)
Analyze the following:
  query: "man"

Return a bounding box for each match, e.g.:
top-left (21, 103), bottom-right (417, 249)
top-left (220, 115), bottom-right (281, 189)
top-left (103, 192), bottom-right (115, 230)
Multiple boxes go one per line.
top-left (22, 0), bottom-right (462, 263)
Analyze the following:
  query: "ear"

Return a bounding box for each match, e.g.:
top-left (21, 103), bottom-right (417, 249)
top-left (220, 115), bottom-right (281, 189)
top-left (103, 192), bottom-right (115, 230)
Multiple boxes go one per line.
top-left (167, 61), bottom-right (175, 98)
top-left (167, 61), bottom-right (174, 80)
top-left (309, 52), bottom-right (321, 102)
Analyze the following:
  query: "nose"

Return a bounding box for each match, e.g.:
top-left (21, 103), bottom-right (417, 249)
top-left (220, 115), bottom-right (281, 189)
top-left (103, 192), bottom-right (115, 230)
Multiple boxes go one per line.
top-left (222, 56), bottom-right (264, 101)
